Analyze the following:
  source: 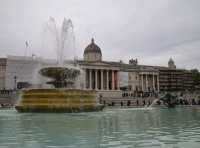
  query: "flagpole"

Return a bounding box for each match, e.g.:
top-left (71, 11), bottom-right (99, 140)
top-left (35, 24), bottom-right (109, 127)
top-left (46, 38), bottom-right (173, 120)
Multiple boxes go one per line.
top-left (25, 41), bottom-right (29, 57)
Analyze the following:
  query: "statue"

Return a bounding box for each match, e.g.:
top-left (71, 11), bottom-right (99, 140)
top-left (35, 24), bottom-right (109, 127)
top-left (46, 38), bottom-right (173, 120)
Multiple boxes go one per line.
top-left (160, 93), bottom-right (177, 108)
top-left (129, 58), bottom-right (138, 66)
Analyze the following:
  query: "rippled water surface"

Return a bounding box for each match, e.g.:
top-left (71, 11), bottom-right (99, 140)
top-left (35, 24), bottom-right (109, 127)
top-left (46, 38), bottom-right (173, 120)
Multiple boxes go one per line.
top-left (1, 107), bottom-right (200, 148)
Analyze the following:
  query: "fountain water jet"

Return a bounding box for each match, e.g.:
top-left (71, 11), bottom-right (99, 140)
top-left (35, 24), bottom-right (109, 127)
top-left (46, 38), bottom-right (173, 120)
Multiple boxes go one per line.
top-left (44, 17), bottom-right (75, 66)
top-left (148, 93), bottom-right (177, 108)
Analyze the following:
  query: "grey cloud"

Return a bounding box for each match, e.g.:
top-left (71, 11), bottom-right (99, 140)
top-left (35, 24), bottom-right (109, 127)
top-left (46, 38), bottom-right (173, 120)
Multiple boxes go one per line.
top-left (0, 0), bottom-right (199, 69)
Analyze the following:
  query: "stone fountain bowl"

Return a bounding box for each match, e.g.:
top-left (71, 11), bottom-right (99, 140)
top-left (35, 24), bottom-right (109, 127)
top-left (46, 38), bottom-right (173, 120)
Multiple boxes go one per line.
top-left (39, 67), bottom-right (80, 80)
top-left (15, 89), bottom-right (105, 113)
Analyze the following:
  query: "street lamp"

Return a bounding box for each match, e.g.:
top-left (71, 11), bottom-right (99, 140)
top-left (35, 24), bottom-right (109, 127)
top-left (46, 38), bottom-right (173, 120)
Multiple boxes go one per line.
top-left (14, 76), bottom-right (17, 90)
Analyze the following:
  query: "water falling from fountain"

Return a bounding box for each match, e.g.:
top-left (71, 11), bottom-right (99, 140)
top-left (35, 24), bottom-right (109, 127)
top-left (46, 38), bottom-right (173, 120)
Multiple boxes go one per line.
top-left (149, 99), bottom-right (160, 108)
top-left (41, 17), bottom-right (81, 89)
top-left (44, 17), bottom-right (75, 66)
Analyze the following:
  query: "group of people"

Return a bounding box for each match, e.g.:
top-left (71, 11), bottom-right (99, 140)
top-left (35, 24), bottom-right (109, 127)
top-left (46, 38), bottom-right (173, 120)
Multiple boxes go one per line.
top-left (0, 103), bottom-right (13, 108)
top-left (100, 91), bottom-right (200, 107)
top-left (119, 99), bottom-right (152, 107)
top-left (100, 99), bottom-right (153, 107)
top-left (176, 98), bottom-right (200, 105)
top-left (0, 89), bottom-right (16, 108)
top-left (0, 89), bottom-right (14, 95)
top-left (122, 91), bottom-right (158, 98)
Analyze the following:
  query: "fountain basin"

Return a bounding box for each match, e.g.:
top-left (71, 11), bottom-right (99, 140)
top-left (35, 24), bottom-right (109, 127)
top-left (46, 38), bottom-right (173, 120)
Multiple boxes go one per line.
top-left (39, 67), bottom-right (80, 88)
top-left (15, 89), bottom-right (104, 113)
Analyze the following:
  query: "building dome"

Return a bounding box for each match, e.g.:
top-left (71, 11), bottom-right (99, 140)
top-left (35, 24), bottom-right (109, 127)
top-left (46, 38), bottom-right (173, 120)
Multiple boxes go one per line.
top-left (84, 38), bottom-right (102, 61)
top-left (168, 58), bottom-right (174, 63)
top-left (168, 58), bottom-right (176, 69)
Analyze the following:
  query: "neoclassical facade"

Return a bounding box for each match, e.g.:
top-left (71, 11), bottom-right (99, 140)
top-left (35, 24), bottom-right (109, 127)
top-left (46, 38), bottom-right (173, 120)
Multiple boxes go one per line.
top-left (78, 39), bottom-right (160, 94)
top-left (79, 39), bottom-right (120, 91)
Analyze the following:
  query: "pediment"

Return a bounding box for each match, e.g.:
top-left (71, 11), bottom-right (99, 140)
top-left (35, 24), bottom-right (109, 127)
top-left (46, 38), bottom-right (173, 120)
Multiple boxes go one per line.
top-left (80, 61), bottom-right (112, 66)
top-left (90, 62), bottom-right (111, 66)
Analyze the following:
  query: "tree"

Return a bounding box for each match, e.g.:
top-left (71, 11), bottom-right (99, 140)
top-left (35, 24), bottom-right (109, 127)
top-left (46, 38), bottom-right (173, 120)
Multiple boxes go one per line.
top-left (190, 69), bottom-right (200, 87)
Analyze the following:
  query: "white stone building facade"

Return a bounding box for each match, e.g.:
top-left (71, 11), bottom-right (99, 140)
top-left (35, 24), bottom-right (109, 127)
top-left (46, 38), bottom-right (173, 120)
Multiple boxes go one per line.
top-left (0, 39), bottom-right (160, 97)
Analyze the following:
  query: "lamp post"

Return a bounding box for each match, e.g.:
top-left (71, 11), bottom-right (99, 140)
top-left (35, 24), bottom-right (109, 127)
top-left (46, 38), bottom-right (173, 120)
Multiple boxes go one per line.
top-left (14, 76), bottom-right (17, 90)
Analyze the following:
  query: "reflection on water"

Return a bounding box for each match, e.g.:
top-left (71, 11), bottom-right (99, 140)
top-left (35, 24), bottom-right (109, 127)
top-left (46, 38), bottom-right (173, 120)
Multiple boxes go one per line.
top-left (1, 107), bottom-right (200, 148)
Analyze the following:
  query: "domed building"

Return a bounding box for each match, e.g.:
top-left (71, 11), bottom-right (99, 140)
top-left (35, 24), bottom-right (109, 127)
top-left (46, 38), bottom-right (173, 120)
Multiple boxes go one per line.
top-left (77, 38), bottom-right (160, 98)
top-left (168, 58), bottom-right (176, 69)
top-left (79, 38), bottom-right (120, 96)
top-left (83, 38), bottom-right (102, 62)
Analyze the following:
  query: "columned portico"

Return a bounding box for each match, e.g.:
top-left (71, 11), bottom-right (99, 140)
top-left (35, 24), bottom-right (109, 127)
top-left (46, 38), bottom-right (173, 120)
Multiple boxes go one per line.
top-left (84, 68), bottom-right (119, 91)
top-left (139, 72), bottom-right (159, 92)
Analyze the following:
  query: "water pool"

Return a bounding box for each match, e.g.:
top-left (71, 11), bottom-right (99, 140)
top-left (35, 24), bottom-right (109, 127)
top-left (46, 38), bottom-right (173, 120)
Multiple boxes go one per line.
top-left (0, 107), bottom-right (200, 148)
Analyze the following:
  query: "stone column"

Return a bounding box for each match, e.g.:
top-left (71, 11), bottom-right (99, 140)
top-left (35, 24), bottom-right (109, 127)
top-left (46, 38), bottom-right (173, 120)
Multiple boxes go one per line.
top-left (116, 71), bottom-right (119, 90)
top-left (146, 74), bottom-right (148, 91)
top-left (112, 70), bottom-right (115, 90)
top-left (141, 74), bottom-right (144, 91)
top-left (152, 73), bottom-right (155, 91)
top-left (106, 70), bottom-right (109, 90)
top-left (101, 69), bottom-right (104, 90)
top-left (95, 69), bottom-right (98, 90)
top-left (157, 74), bottom-right (160, 92)
top-left (89, 69), bottom-right (92, 89)
top-left (84, 69), bottom-right (87, 89)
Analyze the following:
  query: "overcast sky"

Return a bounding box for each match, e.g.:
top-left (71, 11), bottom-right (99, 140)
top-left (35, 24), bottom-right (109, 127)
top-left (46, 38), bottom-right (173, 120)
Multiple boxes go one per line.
top-left (0, 0), bottom-right (200, 69)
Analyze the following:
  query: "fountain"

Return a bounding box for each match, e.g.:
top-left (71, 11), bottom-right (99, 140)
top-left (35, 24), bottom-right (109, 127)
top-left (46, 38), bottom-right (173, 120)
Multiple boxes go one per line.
top-left (160, 93), bottom-right (177, 108)
top-left (149, 93), bottom-right (177, 108)
top-left (15, 17), bottom-right (104, 113)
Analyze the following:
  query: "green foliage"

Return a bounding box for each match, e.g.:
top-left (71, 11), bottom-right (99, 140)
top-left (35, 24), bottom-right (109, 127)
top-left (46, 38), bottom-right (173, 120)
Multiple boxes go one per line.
top-left (190, 69), bottom-right (200, 85)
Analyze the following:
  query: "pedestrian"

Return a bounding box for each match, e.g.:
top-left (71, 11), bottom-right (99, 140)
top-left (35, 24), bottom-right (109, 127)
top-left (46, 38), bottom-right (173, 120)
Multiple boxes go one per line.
top-left (136, 100), bottom-right (139, 106)
top-left (127, 100), bottom-right (131, 106)
top-left (143, 100), bottom-right (146, 106)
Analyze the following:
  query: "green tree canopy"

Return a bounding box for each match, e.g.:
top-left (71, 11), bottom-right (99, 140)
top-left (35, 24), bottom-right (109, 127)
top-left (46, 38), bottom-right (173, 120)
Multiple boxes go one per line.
top-left (190, 69), bottom-right (200, 86)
